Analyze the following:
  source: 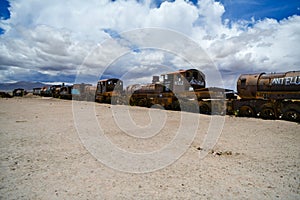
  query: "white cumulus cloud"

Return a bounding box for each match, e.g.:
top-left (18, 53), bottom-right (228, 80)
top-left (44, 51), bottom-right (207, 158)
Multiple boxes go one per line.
top-left (0, 0), bottom-right (299, 90)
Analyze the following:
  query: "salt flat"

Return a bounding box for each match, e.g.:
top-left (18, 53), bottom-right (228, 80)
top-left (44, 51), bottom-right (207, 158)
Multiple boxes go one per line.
top-left (0, 97), bottom-right (299, 199)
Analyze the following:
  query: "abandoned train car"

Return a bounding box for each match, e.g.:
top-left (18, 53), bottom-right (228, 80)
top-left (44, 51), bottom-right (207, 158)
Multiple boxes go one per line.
top-left (95, 78), bottom-right (123, 103)
top-left (233, 70), bottom-right (300, 121)
top-left (30, 68), bottom-right (299, 122)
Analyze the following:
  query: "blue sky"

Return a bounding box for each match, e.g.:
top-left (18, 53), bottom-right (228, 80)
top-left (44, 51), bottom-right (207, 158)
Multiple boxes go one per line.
top-left (0, 0), bottom-right (299, 89)
top-left (218, 0), bottom-right (300, 21)
top-left (0, 0), bottom-right (10, 19)
top-left (154, 0), bottom-right (300, 21)
top-left (0, 0), bottom-right (10, 34)
top-left (1, 0), bottom-right (299, 31)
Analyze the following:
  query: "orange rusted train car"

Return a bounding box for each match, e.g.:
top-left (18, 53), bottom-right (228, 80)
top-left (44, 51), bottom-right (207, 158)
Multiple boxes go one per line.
top-left (35, 68), bottom-right (299, 122)
top-left (128, 69), bottom-right (208, 111)
top-left (125, 69), bottom-right (299, 121)
top-left (95, 78), bottom-right (123, 103)
top-left (233, 71), bottom-right (300, 121)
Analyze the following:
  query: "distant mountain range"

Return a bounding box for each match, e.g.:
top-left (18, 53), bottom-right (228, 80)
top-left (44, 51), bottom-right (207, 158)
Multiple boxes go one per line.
top-left (0, 81), bottom-right (49, 91)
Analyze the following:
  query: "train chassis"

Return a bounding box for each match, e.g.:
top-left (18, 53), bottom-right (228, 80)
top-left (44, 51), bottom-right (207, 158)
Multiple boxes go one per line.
top-left (233, 99), bottom-right (300, 121)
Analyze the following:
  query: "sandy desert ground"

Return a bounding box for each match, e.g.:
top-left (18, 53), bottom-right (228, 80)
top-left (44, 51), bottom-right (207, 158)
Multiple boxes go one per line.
top-left (0, 96), bottom-right (299, 199)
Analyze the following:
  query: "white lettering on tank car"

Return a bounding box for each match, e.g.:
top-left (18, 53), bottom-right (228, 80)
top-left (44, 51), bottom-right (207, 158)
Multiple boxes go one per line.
top-left (272, 76), bottom-right (300, 85)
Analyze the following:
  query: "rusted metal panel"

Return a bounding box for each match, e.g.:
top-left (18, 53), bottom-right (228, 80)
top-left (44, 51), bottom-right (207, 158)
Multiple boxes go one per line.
top-left (237, 71), bottom-right (300, 100)
top-left (195, 87), bottom-right (235, 100)
top-left (257, 71), bottom-right (300, 99)
top-left (237, 73), bottom-right (264, 99)
top-left (132, 83), bottom-right (164, 94)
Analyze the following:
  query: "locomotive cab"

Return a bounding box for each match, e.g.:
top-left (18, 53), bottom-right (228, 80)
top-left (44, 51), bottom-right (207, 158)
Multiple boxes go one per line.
top-left (96, 78), bottom-right (123, 94)
top-left (161, 69), bottom-right (205, 93)
top-left (95, 78), bottom-right (123, 103)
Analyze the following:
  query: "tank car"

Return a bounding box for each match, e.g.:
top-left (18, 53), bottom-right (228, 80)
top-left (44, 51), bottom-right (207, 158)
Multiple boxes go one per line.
top-left (234, 70), bottom-right (300, 121)
top-left (237, 71), bottom-right (300, 99)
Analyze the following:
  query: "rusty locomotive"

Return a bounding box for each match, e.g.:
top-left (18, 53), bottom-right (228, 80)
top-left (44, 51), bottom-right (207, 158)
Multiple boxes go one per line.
top-left (95, 78), bottom-right (123, 103)
top-left (37, 83), bottom-right (97, 101)
top-left (93, 69), bottom-right (300, 122)
top-left (233, 71), bottom-right (300, 121)
top-left (125, 69), bottom-right (236, 115)
top-left (128, 69), bottom-right (207, 111)
top-left (34, 68), bottom-right (300, 122)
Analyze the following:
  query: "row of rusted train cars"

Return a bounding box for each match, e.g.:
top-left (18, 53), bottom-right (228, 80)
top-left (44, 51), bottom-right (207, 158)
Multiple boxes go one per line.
top-left (33, 83), bottom-right (96, 101)
top-left (34, 69), bottom-right (300, 122)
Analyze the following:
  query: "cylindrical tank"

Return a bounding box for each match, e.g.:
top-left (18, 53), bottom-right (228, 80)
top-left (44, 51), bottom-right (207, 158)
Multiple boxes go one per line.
top-left (237, 71), bottom-right (300, 99)
top-left (237, 73), bottom-right (264, 99)
top-left (135, 83), bottom-right (164, 94)
top-left (258, 71), bottom-right (300, 91)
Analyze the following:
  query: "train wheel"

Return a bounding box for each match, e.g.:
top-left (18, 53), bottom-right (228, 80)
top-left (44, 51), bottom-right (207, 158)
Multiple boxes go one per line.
top-left (170, 100), bottom-right (180, 111)
top-left (260, 107), bottom-right (276, 119)
top-left (239, 106), bottom-right (255, 117)
top-left (129, 97), bottom-right (137, 106)
top-left (282, 109), bottom-right (300, 122)
top-left (199, 103), bottom-right (211, 114)
top-left (137, 98), bottom-right (147, 107)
